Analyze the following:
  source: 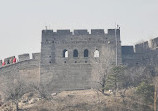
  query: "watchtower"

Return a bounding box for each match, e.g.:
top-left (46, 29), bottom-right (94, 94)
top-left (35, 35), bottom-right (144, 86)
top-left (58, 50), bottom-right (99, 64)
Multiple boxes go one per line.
top-left (40, 28), bottom-right (122, 92)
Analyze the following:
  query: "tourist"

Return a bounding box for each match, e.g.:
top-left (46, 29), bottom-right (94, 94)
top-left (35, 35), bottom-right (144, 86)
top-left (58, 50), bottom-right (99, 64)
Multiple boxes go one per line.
top-left (13, 57), bottom-right (16, 63)
top-left (2, 61), bottom-right (5, 66)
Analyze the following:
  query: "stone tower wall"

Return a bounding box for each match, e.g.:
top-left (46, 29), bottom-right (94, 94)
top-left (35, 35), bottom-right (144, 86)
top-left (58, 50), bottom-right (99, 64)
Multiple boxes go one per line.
top-left (40, 29), bottom-right (122, 92)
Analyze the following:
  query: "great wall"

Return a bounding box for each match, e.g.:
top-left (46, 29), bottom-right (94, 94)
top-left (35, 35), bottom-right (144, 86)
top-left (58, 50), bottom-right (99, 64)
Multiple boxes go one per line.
top-left (0, 28), bottom-right (158, 92)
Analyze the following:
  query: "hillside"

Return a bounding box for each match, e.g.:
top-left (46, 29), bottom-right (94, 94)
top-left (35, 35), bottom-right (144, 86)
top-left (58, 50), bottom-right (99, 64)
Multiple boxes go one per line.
top-left (0, 88), bottom-right (153, 111)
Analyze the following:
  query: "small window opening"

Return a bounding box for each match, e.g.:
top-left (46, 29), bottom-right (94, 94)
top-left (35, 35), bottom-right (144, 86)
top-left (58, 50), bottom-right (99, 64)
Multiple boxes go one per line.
top-left (73, 49), bottom-right (78, 57)
top-left (84, 49), bottom-right (88, 57)
top-left (63, 49), bottom-right (68, 58)
top-left (94, 49), bottom-right (99, 57)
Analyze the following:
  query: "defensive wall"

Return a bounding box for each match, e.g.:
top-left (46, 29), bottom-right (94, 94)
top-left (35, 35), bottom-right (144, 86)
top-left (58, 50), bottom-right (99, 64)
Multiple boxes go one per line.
top-left (122, 37), bottom-right (158, 66)
top-left (0, 53), bottom-right (40, 88)
top-left (1, 28), bottom-right (158, 93)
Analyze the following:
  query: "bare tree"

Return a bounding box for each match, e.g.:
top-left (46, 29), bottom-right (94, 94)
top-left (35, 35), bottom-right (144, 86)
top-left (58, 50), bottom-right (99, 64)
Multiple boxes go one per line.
top-left (91, 47), bottom-right (115, 94)
top-left (30, 83), bottom-right (53, 101)
top-left (29, 83), bottom-right (56, 111)
top-left (0, 74), bottom-right (28, 111)
top-left (125, 65), bottom-right (156, 87)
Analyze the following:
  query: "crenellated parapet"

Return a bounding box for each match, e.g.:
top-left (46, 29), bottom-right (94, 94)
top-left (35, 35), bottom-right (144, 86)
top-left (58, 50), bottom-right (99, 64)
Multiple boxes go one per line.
top-left (42, 29), bottom-right (120, 36)
top-left (134, 37), bottom-right (158, 54)
top-left (135, 41), bottom-right (150, 53)
top-left (0, 53), bottom-right (40, 68)
top-left (18, 53), bottom-right (40, 62)
top-left (18, 54), bottom-right (30, 62)
top-left (122, 36), bottom-right (158, 66)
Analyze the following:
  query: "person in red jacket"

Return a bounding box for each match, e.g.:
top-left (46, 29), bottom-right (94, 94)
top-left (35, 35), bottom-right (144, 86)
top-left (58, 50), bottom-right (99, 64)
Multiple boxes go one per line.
top-left (13, 57), bottom-right (16, 63)
top-left (2, 61), bottom-right (5, 66)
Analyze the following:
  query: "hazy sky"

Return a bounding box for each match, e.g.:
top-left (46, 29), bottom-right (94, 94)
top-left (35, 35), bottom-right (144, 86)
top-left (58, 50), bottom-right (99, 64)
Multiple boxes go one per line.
top-left (0, 0), bottom-right (158, 59)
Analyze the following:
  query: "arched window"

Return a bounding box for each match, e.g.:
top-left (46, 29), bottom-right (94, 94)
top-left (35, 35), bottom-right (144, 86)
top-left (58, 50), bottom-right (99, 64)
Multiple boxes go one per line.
top-left (73, 49), bottom-right (78, 57)
top-left (94, 49), bottom-right (99, 57)
top-left (84, 49), bottom-right (88, 57)
top-left (63, 49), bottom-right (68, 58)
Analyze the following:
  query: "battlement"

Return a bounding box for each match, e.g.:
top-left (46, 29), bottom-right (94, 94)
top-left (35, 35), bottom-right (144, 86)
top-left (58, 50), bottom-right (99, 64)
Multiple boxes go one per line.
top-left (134, 37), bottom-right (158, 53)
top-left (57, 30), bottom-right (72, 35)
top-left (32, 53), bottom-right (40, 60)
top-left (107, 29), bottom-right (120, 36)
top-left (149, 37), bottom-right (158, 49)
top-left (122, 46), bottom-right (134, 55)
top-left (74, 30), bottom-right (89, 35)
top-left (18, 54), bottom-right (30, 62)
top-left (0, 53), bottom-right (40, 68)
top-left (91, 29), bottom-right (105, 35)
top-left (42, 29), bottom-right (120, 36)
top-left (135, 41), bottom-right (150, 53)
top-left (18, 53), bottom-right (40, 61)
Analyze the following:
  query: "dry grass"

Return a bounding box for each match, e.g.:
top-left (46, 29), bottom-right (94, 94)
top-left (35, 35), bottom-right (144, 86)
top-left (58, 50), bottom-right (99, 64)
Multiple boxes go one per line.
top-left (0, 88), bottom-right (153, 111)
